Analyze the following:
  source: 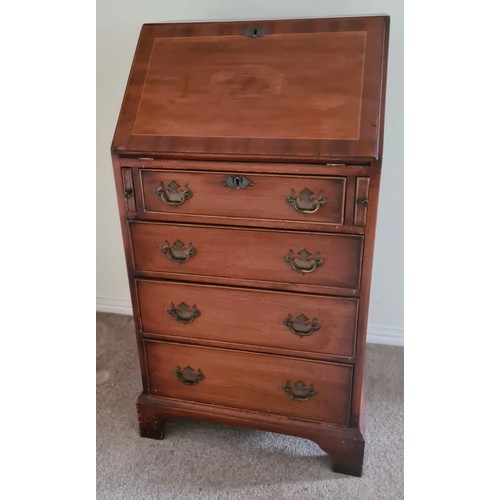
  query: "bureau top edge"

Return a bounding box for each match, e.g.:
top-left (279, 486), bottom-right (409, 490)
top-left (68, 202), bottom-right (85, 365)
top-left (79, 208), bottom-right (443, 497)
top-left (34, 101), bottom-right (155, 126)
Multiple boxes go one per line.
top-left (111, 151), bottom-right (380, 165)
top-left (115, 157), bottom-right (379, 176)
top-left (141, 15), bottom-right (389, 30)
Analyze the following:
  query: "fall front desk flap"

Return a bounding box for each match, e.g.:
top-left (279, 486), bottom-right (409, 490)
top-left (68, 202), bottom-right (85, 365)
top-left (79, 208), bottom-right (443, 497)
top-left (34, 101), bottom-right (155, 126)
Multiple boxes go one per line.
top-left (112, 16), bottom-right (389, 161)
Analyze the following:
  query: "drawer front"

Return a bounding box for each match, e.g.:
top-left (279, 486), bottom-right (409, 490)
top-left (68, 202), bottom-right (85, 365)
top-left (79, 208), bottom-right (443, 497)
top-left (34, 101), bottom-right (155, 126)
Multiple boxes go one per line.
top-left (145, 341), bottom-right (352, 425)
top-left (141, 169), bottom-right (346, 225)
top-left (138, 280), bottom-right (357, 359)
top-left (130, 222), bottom-right (363, 290)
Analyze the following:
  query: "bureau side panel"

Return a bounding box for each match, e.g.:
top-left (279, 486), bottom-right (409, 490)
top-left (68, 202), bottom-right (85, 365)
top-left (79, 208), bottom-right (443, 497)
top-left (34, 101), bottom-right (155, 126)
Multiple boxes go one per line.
top-left (111, 154), bottom-right (149, 390)
top-left (350, 161), bottom-right (382, 429)
top-left (350, 17), bottom-right (389, 430)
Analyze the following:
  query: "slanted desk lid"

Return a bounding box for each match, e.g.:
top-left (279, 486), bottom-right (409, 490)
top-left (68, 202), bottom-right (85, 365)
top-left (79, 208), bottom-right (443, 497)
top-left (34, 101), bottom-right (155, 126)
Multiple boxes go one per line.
top-left (112, 17), bottom-right (389, 161)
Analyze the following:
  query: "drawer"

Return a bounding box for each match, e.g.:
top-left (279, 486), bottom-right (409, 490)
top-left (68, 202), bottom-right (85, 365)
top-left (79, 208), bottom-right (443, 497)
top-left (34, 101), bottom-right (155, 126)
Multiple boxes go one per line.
top-left (145, 340), bottom-right (352, 425)
top-left (138, 280), bottom-right (358, 360)
top-left (140, 169), bottom-right (346, 225)
top-left (129, 222), bottom-right (363, 291)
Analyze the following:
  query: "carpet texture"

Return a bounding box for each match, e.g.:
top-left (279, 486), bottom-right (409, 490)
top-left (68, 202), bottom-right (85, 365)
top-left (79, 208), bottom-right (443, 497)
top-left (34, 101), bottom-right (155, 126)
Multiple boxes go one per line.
top-left (97, 312), bottom-right (403, 499)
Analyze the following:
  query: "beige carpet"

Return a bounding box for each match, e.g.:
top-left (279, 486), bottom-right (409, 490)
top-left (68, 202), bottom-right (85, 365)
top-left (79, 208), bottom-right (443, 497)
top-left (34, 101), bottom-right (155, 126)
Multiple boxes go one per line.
top-left (97, 312), bottom-right (403, 499)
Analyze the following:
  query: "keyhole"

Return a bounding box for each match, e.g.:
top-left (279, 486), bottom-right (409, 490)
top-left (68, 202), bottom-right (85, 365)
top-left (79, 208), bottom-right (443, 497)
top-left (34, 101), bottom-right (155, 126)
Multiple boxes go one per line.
top-left (235, 177), bottom-right (241, 186)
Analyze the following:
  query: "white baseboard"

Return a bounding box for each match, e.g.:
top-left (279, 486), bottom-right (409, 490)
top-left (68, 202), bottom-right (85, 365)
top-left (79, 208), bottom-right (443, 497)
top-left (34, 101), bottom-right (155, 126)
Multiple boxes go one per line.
top-left (96, 296), bottom-right (133, 315)
top-left (96, 296), bottom-right (403, 347)
top-left (366, 325), bottom-right (404, 347)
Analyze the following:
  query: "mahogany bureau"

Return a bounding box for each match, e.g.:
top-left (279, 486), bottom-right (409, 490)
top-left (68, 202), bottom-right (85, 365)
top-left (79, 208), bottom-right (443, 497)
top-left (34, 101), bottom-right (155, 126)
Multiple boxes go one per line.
top-left (111, 16), bottom-right (389, 477)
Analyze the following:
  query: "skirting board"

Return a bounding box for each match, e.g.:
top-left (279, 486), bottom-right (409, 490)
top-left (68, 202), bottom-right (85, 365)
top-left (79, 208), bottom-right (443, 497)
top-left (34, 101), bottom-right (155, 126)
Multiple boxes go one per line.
top-left (96, 296), bottom-right (404, 347)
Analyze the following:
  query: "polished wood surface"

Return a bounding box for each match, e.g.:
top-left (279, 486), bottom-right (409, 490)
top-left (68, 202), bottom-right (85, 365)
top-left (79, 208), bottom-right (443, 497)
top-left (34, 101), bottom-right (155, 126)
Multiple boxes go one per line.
top-left (137, 392), bottom-right (365, 476)
top-left (112, 15), bottom-right (389, 477)
top-left (133, 32), bottom-right (365, 140)
top-left (121, 157), bottom-right (373, 175)
top-left (145, 340), bottom-right (352, 425)
top-left (137, 279), bottom-right (358, 360)
top-left (112, 16), bottom-right (389, 160)
top-left (140, 169), bottom-right (346, 225)
top-left (129, 221), bottom-right (363, 290)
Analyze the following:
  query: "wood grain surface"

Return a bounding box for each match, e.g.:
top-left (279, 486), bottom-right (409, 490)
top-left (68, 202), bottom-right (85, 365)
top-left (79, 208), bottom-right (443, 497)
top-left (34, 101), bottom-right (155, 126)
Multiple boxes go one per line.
top-left (145, 340), bottom-right (352, 425)
top-left (140, 169), bottom-right (346, 225)
top-left (129, 221), bottom-right (363, 290)
top-left (112, 16), bottom-right (389, 160)
top-left (137, 279), bottom-right (358, 360)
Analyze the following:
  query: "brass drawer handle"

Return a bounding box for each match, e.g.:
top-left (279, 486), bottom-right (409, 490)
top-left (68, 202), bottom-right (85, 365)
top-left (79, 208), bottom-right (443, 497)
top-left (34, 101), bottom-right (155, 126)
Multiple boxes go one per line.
top-left (286, 188), bottom-right (326, 214)
top-left (156, 181), bottom-right (193, 207)
top-left (222, 175), bottom-right (254, 190)
top-left (174, 366), bottom-right (205, 385)
top-left (161, 240), bottom-right (197, 264)
top-left (284, 249), bottom-right (324, 274)
top-left (283, 314), bottom-right (320, 337)
top-left (167, 302), bottom-right (201, 324)
top-left (357, 199), bottom-right (369, 208)
top-left (283, 380), bottom-right (316, 401)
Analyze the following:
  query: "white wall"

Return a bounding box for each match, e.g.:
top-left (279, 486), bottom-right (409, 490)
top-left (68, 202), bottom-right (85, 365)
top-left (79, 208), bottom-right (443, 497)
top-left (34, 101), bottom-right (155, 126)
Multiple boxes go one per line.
top-left (97, 1), bottom-right (403, 345)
